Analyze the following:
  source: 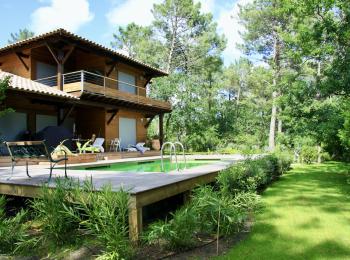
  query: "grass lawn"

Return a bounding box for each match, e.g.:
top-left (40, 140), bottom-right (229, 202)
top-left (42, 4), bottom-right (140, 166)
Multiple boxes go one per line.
top-left (217, 162), bottom-right (350, 260)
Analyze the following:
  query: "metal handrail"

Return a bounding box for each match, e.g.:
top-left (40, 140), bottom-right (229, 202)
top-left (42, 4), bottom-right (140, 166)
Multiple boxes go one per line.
top-left (161, 142), bottom-right (178, 172)
top-left (174, 141), bottom-right (186, 169)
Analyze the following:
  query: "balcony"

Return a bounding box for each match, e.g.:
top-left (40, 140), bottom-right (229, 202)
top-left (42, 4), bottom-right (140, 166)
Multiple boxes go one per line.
top-left (35, 70), bottom-right (172, 112)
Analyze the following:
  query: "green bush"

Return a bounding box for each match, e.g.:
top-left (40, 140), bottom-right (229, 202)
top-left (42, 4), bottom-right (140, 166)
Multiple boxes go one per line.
top-left (301, 146), bottom-right (318, 164)
top-left (29, 178), bottom-right (81, 246)
top-left (75, 182), bottom-right (132, 259)
top-left (0, 196), bottom-right (29, 254)
top-left (191, 186), bottom-right (262, 236)
top-left (145, 206), bottom-right (198, 250)
top-left (217, 154), bottom-right (291, 195)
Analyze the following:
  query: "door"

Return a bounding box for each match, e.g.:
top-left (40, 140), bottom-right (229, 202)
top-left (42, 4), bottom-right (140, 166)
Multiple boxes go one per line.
top-left (119, 117), bottom-right (136, 148)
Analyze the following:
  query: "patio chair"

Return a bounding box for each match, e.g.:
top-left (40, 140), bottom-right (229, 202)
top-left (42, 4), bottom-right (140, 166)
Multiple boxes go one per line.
top-left (109, 138), bottom-right (121, 152)
top-left (4, 141), bottom-right (68, 181)
top-left (51, 139), bottom-right (77, 159)
top-left (77, 137), bottom-right (105, 153)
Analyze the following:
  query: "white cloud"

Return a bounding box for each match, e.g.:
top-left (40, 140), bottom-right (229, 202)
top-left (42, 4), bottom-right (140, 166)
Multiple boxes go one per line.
top-left (106, 0), bottom-right (161, 27)
top-left (31, 0), bottom-right (94, 34)
top-left (217, 0), bottom-right (253, 65)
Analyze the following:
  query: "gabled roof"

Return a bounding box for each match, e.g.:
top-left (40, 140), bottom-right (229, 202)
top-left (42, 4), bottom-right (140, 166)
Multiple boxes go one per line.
top-left (0, 28), bottom-right (168, 77)
top-left (0, 71), bottom-right (78, 100)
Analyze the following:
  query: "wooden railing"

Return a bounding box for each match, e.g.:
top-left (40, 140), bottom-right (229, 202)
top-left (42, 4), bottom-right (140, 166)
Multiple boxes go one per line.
top-left (36, 71), bottom-right (171, 111)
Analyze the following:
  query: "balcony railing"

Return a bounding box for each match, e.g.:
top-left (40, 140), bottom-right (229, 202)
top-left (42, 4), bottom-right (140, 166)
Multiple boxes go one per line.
top-left (35, 70), bottom-right (171, 110)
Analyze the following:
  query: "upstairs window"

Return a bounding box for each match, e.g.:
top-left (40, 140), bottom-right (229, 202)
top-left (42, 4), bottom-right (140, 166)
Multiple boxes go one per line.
top-left (118, 71), bottom-right (136, 94)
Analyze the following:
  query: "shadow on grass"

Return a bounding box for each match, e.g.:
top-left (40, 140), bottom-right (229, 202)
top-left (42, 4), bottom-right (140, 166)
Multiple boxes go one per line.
top-left (217, 162), bottom-right (350, 260)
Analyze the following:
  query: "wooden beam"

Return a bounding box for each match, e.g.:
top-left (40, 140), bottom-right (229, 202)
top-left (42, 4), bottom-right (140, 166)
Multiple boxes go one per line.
top-left (45, 42), bottom-right (60, 64)
top-left (128, 196), bottom-right (143, 243)
top-left (144, 115), bottom-right (155, 128)
top-left (62, 45), bottom-right (75, 64)
top-left (58, 105), bottom-right (75, 125)
top-left (15, 52), bottom-right (29, 71)
top-left (143, 77), bottom-right (152, 88)
top-left (159, 113), bottom-right (164, 147)
top-left (106, 63), bottom-right (116, 77)
top-left (107, 109), bottom-right (119, 125)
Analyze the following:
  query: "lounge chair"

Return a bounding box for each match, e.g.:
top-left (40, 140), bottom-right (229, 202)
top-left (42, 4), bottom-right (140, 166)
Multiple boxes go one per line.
top-left (51, 139), bottom-right (77, 159)
top-left (77, 137), bottom-right (105, 153)
top-left (126, 142), bottom-right (151, 154)
top-left (4, 140), bottom-right (68, 181)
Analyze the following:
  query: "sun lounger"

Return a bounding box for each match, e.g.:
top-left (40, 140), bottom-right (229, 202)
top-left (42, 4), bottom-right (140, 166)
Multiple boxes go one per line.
top-left (77, 137), bottom-right (105, 153)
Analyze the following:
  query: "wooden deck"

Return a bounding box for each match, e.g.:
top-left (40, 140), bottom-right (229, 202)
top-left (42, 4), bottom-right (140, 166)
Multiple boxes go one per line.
top-left (63, 81), bottom-right (172, 111)
top-left (0, 155), bottom-right (243, 241)
top-left (0, 151), bottom-right (161, 167)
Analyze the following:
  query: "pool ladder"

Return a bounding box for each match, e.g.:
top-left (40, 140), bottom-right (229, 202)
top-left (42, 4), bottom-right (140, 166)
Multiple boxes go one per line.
top-left (160, 142), bottom-right (187, 172)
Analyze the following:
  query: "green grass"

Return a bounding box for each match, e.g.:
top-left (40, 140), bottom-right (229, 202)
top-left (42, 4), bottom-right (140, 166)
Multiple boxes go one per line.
top-left (217, 162), bottom-right (350, 260)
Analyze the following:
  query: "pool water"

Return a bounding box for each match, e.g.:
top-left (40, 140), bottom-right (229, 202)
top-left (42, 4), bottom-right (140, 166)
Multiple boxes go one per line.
top-left (70, 159), bottom-right (217, 172)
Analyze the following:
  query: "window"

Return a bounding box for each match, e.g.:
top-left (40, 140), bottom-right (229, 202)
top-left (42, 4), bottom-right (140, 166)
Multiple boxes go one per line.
top-left (118, 71), bottom-right (136, 94)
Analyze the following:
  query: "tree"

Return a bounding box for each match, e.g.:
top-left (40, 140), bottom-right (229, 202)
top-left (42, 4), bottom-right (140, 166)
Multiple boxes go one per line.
top-left (239, 0), bottom-right (291, 151)
top-left (8, 29), bottom-right (34, 44)
top-left (111, 23), bottom-right (164, 67)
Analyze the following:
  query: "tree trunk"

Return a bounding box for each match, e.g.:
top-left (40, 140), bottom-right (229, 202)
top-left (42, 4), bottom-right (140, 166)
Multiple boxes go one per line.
top-left (277, 107), bottom-right (282, 133)
top-left (269, 91), bottom-right (277, 151)
top-left (317, 144), bottom-right (322, 163)
top-left (269, 32), bottom-right (281, 151)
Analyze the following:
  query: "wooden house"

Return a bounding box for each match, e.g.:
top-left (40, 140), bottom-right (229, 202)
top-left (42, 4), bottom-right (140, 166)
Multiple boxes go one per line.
top-left (0, 28), bottom-right (171, 151)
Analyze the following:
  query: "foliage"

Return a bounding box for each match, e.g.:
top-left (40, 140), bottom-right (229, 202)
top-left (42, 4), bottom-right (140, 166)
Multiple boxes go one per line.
top-left (145, 206), bottom-right (198, 250)
top-left (0, 196), bottom-right (29, 254)
top-left (145, 154), bottom-right (288, 250)
top-left (17, 179), bottom-right (131, 259)
top-left (8, 28), bottom-right (34, 44)
top-left (75, 182), bottom-right (132, 259)
top-left (217, 154), bottom-right (291, 196)
top-left (191, 186), bottom-right (261, 236)
top-left (29, 178), bottom-right (81, 246)
top-left (0, 76), bottom-right (13, 118)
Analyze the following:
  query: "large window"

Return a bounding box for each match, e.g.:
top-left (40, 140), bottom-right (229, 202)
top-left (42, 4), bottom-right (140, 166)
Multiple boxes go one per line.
top-left (0, 112), bottom-right (27, 141)
top-left (36, 61), bottom-right (56, 79)
top-left (118, 71), bottom-right (136, 94)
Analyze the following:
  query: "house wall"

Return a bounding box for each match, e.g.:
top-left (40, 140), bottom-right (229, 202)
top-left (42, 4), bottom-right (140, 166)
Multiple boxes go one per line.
top-left (105, 109), bottom-right (147, 148)
top-left (0, 51), bottom-right (31, 78)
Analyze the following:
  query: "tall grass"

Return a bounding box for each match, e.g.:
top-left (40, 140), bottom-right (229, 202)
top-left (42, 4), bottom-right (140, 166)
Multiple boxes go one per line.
top-left (0, 196), bottom-right (29, 254)
top-left (75, 181), bottom-right (132, 259)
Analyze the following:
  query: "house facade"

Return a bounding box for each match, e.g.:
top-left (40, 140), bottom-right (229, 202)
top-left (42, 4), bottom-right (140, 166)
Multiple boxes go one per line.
top-left (0, 29), bottom-right (171, 150)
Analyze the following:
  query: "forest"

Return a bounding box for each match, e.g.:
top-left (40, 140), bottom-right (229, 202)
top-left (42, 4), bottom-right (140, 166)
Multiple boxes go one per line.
top-left (3, 0), bottom-right (350, 162)
top-left (108, 0), bottom-right (350, 163)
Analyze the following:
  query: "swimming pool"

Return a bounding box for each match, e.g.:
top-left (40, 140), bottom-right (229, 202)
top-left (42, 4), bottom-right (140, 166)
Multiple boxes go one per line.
top-left (69, 159), bottom-right (218, 172)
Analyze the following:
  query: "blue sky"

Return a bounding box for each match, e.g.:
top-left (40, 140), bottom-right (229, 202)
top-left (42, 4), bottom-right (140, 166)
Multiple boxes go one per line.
top-left (0, 0), bottom-right (251, 65)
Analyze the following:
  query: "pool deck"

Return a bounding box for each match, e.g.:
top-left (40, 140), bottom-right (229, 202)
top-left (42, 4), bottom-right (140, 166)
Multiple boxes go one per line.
top-left (0, 154), bottom-right (245, 241)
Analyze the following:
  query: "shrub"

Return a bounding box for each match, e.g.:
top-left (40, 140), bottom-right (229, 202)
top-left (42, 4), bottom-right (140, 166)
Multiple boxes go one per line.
top-left (217, 163), bottom-right (259, 195)
top-left (301, 145), bottom-right (317, 164)
top-left (75, 182), bottom-right (132, 259)
top-left (145, 206), bottom-right (198, 250)
top-left (191, 186), bottom-right (262, 236)
top-left (0, 196), bottom-right (29, 254)
top-left (29, 178), bottom-right (81, 246)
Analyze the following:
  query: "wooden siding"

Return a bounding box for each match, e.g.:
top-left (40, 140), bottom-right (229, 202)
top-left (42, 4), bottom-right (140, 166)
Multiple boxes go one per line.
top-left (105, 109), bottom-right (147, 150)
top-left (0, 51), bottom-right (31, 78)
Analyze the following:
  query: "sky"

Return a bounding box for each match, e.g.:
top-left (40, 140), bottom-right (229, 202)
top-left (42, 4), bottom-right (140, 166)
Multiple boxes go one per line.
top-left (0, 0), bottom-right (252, 66)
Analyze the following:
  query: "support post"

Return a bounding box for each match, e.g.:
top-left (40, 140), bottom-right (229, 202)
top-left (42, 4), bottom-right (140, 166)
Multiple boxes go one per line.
top-left (159, 113), bottom-right (164, 148)
top-left (128, 195), bottom-right (142, 243)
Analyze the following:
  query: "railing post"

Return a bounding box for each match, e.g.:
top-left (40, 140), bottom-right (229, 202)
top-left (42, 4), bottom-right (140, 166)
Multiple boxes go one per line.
top-left (104, 76), bottom-right (106, 96)
top-left (81, 71), bottom-right (84, 90)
